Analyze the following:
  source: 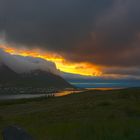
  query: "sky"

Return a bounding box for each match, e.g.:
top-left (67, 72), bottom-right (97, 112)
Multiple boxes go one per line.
top-left (0, 0), bottom-right (140, 87)
top-left (0, 48), bottom-right (59, 74)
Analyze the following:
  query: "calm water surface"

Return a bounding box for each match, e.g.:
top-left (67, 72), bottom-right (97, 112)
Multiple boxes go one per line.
top-left (0, 87), bottom-right (124, 101)
top-left (0, 90), bottom-right (83, 101)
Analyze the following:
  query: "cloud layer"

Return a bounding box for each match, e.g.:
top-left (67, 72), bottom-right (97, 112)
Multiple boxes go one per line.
top-left (0, 0), bottom-right (140, 77)
top-left (0, 49), bottom-right (59, 74)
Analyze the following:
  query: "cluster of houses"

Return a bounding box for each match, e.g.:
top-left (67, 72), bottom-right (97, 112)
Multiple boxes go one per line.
top-left (0, 86), bottom-right (59, 94)
top-left (0, 84), bottom-right (75, 94)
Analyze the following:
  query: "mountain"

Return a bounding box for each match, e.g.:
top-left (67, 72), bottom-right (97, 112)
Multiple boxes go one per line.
top-left (0, 64), bottom-right (74, 89)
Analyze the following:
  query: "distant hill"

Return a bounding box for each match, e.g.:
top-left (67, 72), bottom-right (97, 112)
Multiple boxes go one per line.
top-left (0, 64), bottom-right (74, 89)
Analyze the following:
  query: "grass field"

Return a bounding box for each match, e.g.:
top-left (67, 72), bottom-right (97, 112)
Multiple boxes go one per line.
top-left (0, 88), bottom-right (140, 140)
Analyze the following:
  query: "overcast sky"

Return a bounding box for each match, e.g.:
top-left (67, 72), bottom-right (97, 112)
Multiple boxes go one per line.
top-left (0, 0), bottom-right (140, 79)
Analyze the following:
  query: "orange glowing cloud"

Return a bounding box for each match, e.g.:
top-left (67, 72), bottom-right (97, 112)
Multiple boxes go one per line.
top-left (0, 44), bottom-right (102, 76)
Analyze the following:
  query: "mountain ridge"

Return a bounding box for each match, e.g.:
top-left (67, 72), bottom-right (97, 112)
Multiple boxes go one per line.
top-left (0, 64), bottom-right (74, 89)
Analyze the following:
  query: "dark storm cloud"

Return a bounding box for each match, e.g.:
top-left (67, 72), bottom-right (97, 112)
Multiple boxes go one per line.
top-left (102, 67), bottom-right (140, 77)
top-left (63, 0), bottom-right (140, 67)
top-left (0, 1), bottom-right (120, 48)
top-left (0, 0), bottom-right (140, 77)
top-left (0, 0), bottom-right (113, 50)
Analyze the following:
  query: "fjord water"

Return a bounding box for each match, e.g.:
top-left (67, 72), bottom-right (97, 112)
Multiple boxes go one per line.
top-left (0, 94), bottom-right (48, 100)
top-left (71, 82), bottom-right (140, 89)
top-left (0, 82), bottom-right (139, 101)
top-left (0, 90), bottom-right (82, 101)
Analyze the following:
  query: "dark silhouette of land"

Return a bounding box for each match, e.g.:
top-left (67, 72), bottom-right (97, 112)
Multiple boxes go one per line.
top-left (0, 88), bottom-right (140, 140)
top-left (0, 64), bottom-right (74, 91)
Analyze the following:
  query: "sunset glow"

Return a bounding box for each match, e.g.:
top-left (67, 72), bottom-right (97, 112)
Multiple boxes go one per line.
top-left (0, 44), bottom-right (102, 76)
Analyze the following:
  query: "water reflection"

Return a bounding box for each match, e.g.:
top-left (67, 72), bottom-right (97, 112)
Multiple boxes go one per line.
top-left (0, 90), bottom-right (82, 101)
top-left (54, 90), bottom-right (82, 97)
top-left (0, 88), bottom-right (122, 101)
top-left (87, 87), bottom-right (123, 91)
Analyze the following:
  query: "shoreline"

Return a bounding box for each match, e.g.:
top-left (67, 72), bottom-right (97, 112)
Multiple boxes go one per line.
top-left (0, 89), bottom-right (84, 101)
top-left (0, 87), bottom-right (139, 102)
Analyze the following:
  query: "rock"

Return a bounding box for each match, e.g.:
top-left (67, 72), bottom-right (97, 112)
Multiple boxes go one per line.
top-left (2, 125), bottom-right (35, 140)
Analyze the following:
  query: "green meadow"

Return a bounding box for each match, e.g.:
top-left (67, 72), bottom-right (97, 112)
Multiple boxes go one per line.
top-left (0, 88), bottom-right (140, 140)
